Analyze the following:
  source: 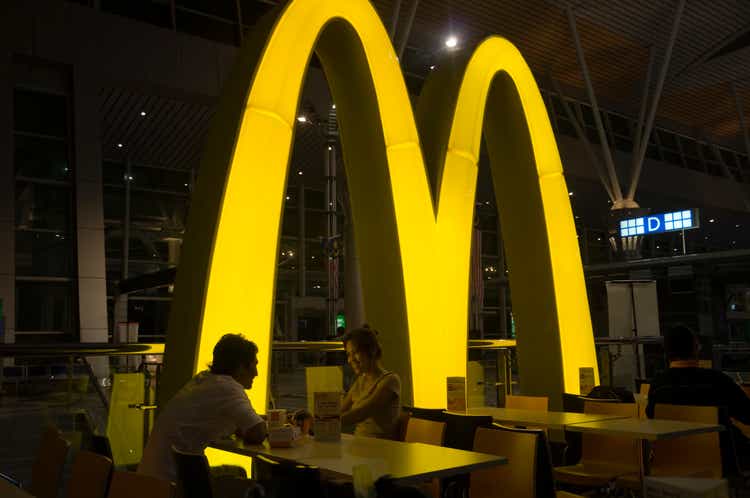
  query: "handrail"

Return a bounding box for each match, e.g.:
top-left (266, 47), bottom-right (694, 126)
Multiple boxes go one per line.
top-left (0, 337), bottom-right (667, 357)
top-left (0, 343), bottom-right (165, 357)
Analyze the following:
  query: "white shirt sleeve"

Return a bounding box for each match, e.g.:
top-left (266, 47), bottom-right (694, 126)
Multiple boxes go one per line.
top-left (224, 386), bottom-right (264, 434)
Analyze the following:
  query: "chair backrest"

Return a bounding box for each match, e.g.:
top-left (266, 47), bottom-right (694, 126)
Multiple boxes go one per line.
top-left (471, 425), bottom-right (541, 498)
top-left (30, 426), bottom-right (71, 498)
top-left (404, 417), bottom-right (446, 446)
top-left (444, 413), bottom-right (493, 451)
top-left (107, 471), bottom-right (174, 498)
top-left (652, 404), bottom-right (722, 478)
top-left (580, 401), bottom-right (639, 469)
top-left (253, 454), bottom-right (322, 498)
top-left (402, 406), bottom-right (446, 422)
top-left (640, 383), bottom-right (650, 396)
top-left (67, 450), bottom-right (113, 498)
top-left (172, 446), bottom-right (213, 498)
top-left (394, 410), bottom-right (411, 442)
top-left (505, 395), bottom-right (549, 411)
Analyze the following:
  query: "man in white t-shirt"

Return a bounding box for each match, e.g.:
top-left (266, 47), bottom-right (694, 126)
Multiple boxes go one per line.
top-left (138, 333), bottom-right (267, 484)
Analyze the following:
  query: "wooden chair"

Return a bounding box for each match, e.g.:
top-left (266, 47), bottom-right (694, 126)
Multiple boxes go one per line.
top-left (29, 426), bottom-right (71, 498)
top-left (404, 418), bottom-right (446, 498)
top-left (404, 417), bottom-right (446, 446)
top-left (506, 395), bottom-right (549, 411)
top-left (107, 471), bottom-right (175, 498)
top-left (554, 402), bottom-right (639, 488)
top-left (470, 425), bottom-right (583, 498)
top-left (66, 450), bottom-right (113, 498)
top-left (616, 404), bottom-right (723, 490)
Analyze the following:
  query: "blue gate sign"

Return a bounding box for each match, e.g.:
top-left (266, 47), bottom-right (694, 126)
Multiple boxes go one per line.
top-left (619, 209), bottom-right (699, 237)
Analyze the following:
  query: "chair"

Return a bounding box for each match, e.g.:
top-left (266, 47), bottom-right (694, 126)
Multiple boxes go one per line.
top-left (444, 412), bottom-right (493, 451)
top-left (29, 426), bottom-right (71, 498)
top-left (471, 424), bottom-right (584, 498)
top-left (404, 418), bottom-right (446, 498)
top-left (253, 454), bottom-right (322, 498)
top-left (554, 401), bottom-right (639, 488)
top-left (404, 417), bottom-right (446, 446)
top-left (506, 395), bottom-right (549, 411)
top-left (172, 446), bottom-right (214, 498)
top-left (639, 383), bottom-right (650, 396)
top-left (107, 471), bottom-right (175, 498)
top-left (402, 406), bottom-right (446, 422)
top-left (66, 450), bottom-right (113, 498)
top-left (616, 404), bottom-right (723, 490)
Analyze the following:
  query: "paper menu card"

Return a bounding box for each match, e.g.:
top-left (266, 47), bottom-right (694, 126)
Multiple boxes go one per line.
top-left (313, 391), bottom-right (341, 441)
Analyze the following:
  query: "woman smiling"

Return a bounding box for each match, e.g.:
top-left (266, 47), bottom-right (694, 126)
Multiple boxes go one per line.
top-left (341, 325), bottom-right (402, 439)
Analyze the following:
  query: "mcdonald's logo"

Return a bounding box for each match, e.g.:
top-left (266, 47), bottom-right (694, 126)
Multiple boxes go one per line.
top-left (160, 0), bottom-right (598, 414)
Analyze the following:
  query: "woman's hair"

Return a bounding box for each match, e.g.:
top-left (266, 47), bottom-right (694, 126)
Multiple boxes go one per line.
top-left (342, 324), bottom-right (382, 360)
top-left (209, 333), bottom-right (258, 375)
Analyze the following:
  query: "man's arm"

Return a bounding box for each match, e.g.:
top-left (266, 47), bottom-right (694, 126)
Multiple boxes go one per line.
top-left (240, 420), bottom-right (268, 444)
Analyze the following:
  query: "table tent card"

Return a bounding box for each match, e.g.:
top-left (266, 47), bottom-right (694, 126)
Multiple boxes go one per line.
top-left (314, 391), bottom-right (342, 441)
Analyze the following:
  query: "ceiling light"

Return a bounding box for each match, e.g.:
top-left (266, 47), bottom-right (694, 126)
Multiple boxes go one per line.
top-left (709, 218), bottom-right (715, 223)
top-left (568, 191), bottom-right (573, 196)
top-left (117, 143), bottom-right (123, 148)
top-left (297, 170), bottom-right (303, 175)
top-left (331, 104), bottom-right (336, 109)
top-left (430, 65), bottom-right (435, 70)
top-left (736, 224), bottom-right (741, 228)
top-left (286, 196), bottom-right (291, 200)
top-left (445, 36), bottom-right (458, 48)
top-left (140, 111), bottom-right (147, 117)
top-left (297, 115), bottom-right (307, 123)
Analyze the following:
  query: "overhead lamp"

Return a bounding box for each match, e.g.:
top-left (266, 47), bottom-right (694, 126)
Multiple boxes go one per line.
top-left (445, 35), bottom-right (458, 48)
top-left (117, 143), bottom-right (123, 148)
top-left (297, 115), bottom-right (307, 123)
top-left (297, 170), bottom-right (303, 175)
top-left (709, 218), bottom-right (715, 223)
top-left (568, 191), bottom-right (573, 196)
top-left (430, 65), bottom-right (435, 70)
top-left (140, 111), bottom-right (147, 117)
top-left (331, 104), bottom-right (336, 109)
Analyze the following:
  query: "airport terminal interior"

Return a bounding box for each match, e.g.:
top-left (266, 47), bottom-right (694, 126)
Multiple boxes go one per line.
top-left (2, 0), bottom-right (750, 497)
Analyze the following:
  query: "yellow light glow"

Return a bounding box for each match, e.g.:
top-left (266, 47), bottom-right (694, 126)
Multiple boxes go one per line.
top-left (160, 0), bottom-right (598, 416)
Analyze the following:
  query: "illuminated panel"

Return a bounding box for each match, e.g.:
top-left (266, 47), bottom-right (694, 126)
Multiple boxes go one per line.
top-left (619, 209), bottom-right (699, 237)
top-left (160, 0), bottom-right (599, 414)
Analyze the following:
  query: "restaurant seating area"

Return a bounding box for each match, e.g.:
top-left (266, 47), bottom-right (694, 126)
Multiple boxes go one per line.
top-left (3, 387), bottom-right (749, 498)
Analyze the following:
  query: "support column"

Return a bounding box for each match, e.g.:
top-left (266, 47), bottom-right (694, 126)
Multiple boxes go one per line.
top-left (0, 53), bottom-right (14, 348)
top-left (297, 181), bottom-right (306, 298)
top-left (74, 65), bottom-right (108, 377)
top-left (344, 218), bottom-right (365, 331)
top-left (325, 140), bottom-right (338, 338)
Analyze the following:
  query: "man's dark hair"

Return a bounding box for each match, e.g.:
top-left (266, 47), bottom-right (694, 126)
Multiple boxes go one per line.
top-left (343, 324), bottom-right (382, 360)
top-left (209, 333), bottom-right (258, 375)
top-left (663, 325), bottom-right (698, 361)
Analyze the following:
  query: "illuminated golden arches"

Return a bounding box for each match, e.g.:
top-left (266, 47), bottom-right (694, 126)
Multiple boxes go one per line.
top-left (160, 0), bottom-right (598, 413)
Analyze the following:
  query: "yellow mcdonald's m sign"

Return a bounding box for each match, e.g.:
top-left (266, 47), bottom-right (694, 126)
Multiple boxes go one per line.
top-left (160, 0), bottom-right (598, 411)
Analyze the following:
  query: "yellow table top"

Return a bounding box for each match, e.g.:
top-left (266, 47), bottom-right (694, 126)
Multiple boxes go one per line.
top-left (562, 417), bottom-right (723, 441)
top-left (211, 433), bottom-right (506, 484)
top-left (446, 407), bottom-right (628, 430)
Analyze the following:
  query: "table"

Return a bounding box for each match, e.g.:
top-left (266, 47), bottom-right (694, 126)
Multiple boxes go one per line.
top-left (446, 407), bottom-right (629, 430)
top-left (564, 417), bottom-right (724, 496)
top-left (211, 434), bottom-right (507, 485)
top-left (0, 480), bottom-right (35, 498)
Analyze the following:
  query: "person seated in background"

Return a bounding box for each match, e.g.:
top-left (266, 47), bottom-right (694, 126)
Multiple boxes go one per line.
top-left (341, 325), bottom-right (402, 439)
top-left (647, 325), bottom-right (750, 467)
top-left (138, 333), bottom-right (267, 485)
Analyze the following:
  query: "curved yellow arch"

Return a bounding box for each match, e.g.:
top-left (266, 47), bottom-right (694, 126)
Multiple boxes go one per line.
top-left (160, 0), bottom-right (597, 417)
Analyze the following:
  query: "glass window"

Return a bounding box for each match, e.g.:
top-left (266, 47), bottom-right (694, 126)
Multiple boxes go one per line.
top-left (15, 181), bottom-right (74, 231)
top-left (14, 89), bottom-right (68, 137)
top-left (103, 161), bottom-right (126, 185)
top-left (14, 134), bottom-right (71, 180)
top-left (15, 230), bottom-right (75, 277)
top-left (16, 281), bottom-right (76, 334)
top-left (130, 165), bottom-right (190, 192)
top-left (100, 0), bottom-right (172, 28)
top-left (127, 299), bottom-right (171, 337)
top-left (177, 0), bottom-right (237, 20)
